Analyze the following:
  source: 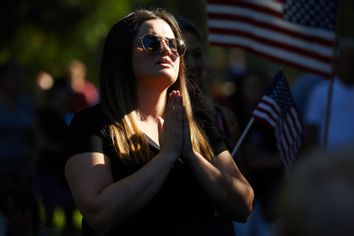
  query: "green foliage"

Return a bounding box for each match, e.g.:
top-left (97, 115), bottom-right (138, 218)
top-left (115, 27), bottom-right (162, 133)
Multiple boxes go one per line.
top-left (0, 0), bottom-right (149, 80)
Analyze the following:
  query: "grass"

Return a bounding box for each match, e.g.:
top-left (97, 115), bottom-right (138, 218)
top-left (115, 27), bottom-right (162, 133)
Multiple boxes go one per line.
top-left (39, 204), bottom-right (83, 230)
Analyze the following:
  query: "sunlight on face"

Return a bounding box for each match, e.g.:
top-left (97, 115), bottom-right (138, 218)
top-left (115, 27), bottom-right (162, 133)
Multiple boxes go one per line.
top-left (132, 19), bottom-right (180, 89)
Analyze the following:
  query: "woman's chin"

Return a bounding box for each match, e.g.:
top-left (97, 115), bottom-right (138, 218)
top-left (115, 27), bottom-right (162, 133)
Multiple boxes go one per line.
top-left (156, 71), bottom-right (178, 83)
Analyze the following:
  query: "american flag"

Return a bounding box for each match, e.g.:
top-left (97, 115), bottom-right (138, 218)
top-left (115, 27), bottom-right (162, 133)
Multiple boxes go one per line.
top-left (253, 71), bottom-right (303, 170)
top-left (207, 0), bottom-right (339, 78)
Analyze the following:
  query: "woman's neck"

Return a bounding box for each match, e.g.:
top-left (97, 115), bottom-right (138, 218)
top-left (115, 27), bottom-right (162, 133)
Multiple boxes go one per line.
top-left (136, 87), bottom-right (168, 145)
top-left (136, 86), bottom-right (168, 120)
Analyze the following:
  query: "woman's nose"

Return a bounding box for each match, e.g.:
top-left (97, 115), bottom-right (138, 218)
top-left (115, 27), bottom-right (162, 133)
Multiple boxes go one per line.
top-left (159, 40), bottom-right (173, 56)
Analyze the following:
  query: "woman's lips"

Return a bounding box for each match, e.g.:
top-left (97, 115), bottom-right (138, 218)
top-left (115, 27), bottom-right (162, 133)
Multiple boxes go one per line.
top-left (156, 57), bottom-right (173, 67)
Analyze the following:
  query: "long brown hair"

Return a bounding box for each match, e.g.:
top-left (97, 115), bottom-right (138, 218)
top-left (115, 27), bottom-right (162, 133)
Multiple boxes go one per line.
top-left (99, 9), bottom-right (214, 164)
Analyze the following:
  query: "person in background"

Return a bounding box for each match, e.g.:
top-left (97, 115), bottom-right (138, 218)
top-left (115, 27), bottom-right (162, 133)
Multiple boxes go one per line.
top-left (290, 73), bottom-right (323, 118)
top-left (277, 147), bottom-right (354, 236)
top-left (232, 70), bottom-right (283, 236)
top-left (33, 70), bottom-right (55, 107)
top-left (66, 59), bottom-right (99, 113)
top-left (177, 15), bottom-right (244, 236)
top-left (304, 42), bottom-right (354, 152)
top-left (176, 16), bottom-right (240, 152)
top-left (0, 60), bottom-right (39, 176)
top-left (36, 80), bottom-right (77, 235)
top-left (64, 8), bottom-right (253, 235)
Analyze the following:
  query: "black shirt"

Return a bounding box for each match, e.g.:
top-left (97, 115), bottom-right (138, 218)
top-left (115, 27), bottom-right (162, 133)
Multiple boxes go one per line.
top-left (66, 104), bottom-right (227, 236)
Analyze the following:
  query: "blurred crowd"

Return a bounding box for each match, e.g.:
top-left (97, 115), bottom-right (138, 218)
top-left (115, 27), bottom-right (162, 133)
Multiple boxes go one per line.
top-left (0, 59), bottom-right (99, 236)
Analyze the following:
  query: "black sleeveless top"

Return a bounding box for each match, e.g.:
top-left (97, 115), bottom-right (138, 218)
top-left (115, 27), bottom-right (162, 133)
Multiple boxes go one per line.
top-left (66, 104), bottom-right (227, 236)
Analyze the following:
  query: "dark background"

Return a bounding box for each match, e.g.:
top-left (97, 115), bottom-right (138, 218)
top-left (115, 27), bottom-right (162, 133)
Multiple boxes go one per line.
top-left (1, 0), bottom-right (353, 90)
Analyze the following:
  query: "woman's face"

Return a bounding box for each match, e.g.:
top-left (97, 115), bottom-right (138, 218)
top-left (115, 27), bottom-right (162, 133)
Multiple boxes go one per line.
top-left (132, 19), bottom-right (180, 89)
top-left (183, 31), bottom-right (204, 84)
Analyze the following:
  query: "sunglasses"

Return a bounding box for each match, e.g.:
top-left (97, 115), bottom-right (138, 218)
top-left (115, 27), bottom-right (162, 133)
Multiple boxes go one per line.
top-left (139, 34), bottom-right (186, 57)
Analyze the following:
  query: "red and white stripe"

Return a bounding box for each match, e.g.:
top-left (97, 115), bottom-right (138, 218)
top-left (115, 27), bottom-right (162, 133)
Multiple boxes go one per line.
top-left (207, 0), bottom-right (337, 77)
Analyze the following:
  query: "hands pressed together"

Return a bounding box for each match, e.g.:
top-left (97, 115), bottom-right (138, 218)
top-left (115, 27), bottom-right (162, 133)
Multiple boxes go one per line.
top-left (157, 90), bottom-right (194, 161)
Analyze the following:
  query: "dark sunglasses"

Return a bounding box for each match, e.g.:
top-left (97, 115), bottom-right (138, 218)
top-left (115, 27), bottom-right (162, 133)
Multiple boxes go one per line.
top-left (139, 34), bottom-right (186, 57)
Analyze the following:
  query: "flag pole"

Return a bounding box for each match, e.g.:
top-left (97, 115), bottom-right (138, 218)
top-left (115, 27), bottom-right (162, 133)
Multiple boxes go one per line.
top-left (231, 117), bottom-right (255, 157)
top-left (321, 0), bottom-right (342, 150)
top-left (322, 77), bottom-right (334, 149)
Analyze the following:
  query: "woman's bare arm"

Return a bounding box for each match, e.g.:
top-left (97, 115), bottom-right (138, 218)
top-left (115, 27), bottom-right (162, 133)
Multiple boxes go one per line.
top-left (65, 150), bottom-right (177, 233)
top-left (182, 105), bottom-right (254, 222)
top-left (184, 150), bottom-right (254, 222)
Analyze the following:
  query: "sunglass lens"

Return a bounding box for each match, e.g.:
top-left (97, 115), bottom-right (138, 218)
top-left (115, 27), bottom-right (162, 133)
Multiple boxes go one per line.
top-left (176, 39), bottom-right (186, 56)
top-left (167, 39), bottom-right (186, 56)
top-left (142, 35), bottom-right (160, 53)
top-left (168, 39), bottom-right (178, 52)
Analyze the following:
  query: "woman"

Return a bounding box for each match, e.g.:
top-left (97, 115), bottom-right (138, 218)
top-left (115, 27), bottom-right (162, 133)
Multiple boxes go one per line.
top-left (65, 9), bottom-right (254, 235)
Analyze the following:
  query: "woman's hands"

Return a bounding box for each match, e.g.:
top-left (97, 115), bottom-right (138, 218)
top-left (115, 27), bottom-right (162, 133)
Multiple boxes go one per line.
top-left (157, 90), bottom-right (195, 160)
top-left (157, 90), bottom-right (184, 158)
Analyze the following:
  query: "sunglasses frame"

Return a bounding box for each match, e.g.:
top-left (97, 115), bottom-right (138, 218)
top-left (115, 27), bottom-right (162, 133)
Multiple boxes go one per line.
top-left (139, 34), bottom-right (186, 57)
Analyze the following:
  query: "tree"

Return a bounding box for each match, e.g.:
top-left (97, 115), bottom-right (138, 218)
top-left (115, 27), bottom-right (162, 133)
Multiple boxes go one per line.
top-left (0, 0), bottom-right (150, 83)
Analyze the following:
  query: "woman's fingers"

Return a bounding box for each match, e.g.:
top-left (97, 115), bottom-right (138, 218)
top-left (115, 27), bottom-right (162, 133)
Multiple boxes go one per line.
top-left (167, 90), bottom-right (183, 122)
top-left (165, 91), bottom-right (194, 158)
top-left (158, 90), bottom-right (184, 156)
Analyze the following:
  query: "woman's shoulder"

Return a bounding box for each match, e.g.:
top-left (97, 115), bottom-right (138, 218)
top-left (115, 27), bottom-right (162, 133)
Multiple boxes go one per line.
top-left (69, 104), bottom-right (111, 133)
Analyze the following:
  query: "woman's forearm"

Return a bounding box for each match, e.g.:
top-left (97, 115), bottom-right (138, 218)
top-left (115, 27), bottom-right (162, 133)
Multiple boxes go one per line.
top-left (65, 152), bottom-right (177, 232)
top-left (185, 151), bottom-right (254, 222)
